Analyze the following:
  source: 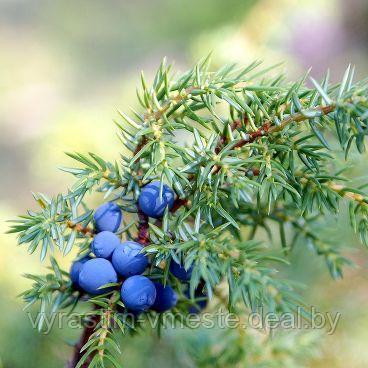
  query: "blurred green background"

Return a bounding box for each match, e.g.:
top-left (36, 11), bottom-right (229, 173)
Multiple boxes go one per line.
top-left (1, 0), bottom-right (368, 367)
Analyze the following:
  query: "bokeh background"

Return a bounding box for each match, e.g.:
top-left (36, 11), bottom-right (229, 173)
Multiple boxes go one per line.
top-left (1, 0), bottom-right (368, 367)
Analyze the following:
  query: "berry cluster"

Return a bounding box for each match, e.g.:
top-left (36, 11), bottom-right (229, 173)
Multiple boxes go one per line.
top-left (70, 181), bottom-right (206, 314)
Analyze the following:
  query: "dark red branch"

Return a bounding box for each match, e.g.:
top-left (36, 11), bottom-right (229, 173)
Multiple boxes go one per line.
top-left (136, 209), bottom-right (150, 246)
top-left (66, 315), bottom-right (100, 368)
top-left (215, 117), bottom-right (247, 154)
top-left (247, 168), bottom-right (260, 176)
top-left (213, 105), bottom-right (336, 174)
top-left (133, 136), bottom-right (148, 156)
top-left (170, 198), bottom-right (189, 213)
top-left (135, 199), bottom-right (189, 246)
top-left (233, 121), bottom-right (271, 149)
top-left (67, 221), bottom-right (95, 237)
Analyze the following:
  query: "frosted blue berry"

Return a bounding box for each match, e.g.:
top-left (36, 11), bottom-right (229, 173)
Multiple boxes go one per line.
top-left (120, 275), bottom-right (156, 312)
top-left (79, 258), bottom-right (117, 295)
top-left (151, 282), bottom-right (178, 312)
top-left (138, 181), bottom-right (175, 218)
top-left (70, 256), bottom-right (91, 287)
top-left (94, 202), bottom-right (122, 233)
top-left (169, 260), bottom-right (193, 281)
top-left (91, 231), bottom-right (120, 259)
top-left (112, 241), bottom-right (148, 277)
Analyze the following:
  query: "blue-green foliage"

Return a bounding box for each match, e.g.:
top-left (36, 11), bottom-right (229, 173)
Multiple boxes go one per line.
top-left (8, 58), bottom-right (368, 367)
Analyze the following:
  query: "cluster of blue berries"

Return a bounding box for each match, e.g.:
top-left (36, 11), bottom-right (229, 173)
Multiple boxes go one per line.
top-left (70, 181), bottom-right (200, 314)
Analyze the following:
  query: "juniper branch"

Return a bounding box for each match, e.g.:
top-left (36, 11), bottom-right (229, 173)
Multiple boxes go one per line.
top-left (67, 221), bottom-right (95, 237)
top-left (233, 104), bottom-right (336, 148)
top-left (10, 58), bottom-right (368, 368)
top-left (67, 315), bottom-right (99, 368)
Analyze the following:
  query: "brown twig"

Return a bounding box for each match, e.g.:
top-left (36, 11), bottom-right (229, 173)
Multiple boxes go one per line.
top-left (143, 87), bottom-right (195, 122)
top-left (66, 315), bottom-right (100, 368)
top-left (234, 104), bottom-right (336, 149)
top-left (133, 136), bottom-right (148, 156)
top-left (215, 117), bottom-right (247, 154)
top-left (328, 183), bottom-right (368, 204)
top-left (247, 168), bottom-right (260, 176)
top-left (97, 309), bottom-right (112, 359)
top-left (67, 221), bottom-right (95, 237)
top-left (248, 168), bottom-right (367, 206)
top-left (170, 198), bottom-right (189, 213)
top-left (136, 209), bottom-right (150, 246)
top-left (135, 199), bottom-right (189, 246)
top-left (211, 105), bottom-right (336, 175)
